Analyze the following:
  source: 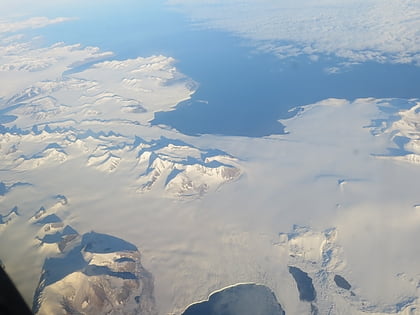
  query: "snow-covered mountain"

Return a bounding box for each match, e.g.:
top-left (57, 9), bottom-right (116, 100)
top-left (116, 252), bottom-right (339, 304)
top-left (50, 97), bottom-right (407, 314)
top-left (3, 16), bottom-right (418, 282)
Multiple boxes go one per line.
top-left (370, 100), bottom-right (420, 165)
top-left (1, 11), bottom-right (420, 315)
top-left (33, 230), bottom-right (156, 315)
top-left (0, 125), bottom-right (241, 198)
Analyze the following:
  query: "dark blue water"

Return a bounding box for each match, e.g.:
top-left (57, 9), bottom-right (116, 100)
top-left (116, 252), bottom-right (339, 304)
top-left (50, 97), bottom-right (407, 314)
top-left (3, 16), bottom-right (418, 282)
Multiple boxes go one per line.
top-left (288, 266), bottom-right (316, 302)
top-left (181, 284), bottom-right (285, 315)
top-left (334, 275), bottom-right (352, 290)
top-left (153, 56), bottom-right (420, 136)
top-left (31, 0), bottom-right (420, 137)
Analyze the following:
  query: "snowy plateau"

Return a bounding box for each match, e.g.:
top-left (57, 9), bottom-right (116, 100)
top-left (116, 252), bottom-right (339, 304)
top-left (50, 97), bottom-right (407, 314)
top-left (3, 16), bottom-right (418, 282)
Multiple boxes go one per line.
top-left (1, 12), bottom-right (420, 315)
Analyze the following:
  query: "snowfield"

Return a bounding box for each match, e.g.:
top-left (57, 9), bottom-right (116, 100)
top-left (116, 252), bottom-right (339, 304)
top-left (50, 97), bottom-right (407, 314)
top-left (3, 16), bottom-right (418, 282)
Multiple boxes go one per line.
top-left (0, 10), bottom-right (420, 315)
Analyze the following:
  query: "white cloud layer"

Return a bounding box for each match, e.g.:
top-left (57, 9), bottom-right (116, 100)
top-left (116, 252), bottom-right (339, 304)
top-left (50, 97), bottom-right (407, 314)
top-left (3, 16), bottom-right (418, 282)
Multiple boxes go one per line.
top-left (0, 17), bottom-right (74, 34)
top-left (168, 0), bottom-right (420, 63)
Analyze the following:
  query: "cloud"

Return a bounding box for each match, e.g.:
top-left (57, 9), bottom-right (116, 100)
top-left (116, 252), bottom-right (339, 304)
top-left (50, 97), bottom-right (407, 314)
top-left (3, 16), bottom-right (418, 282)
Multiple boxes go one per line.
top-left (167, 0), bottom-right (420, 64)
top-left (0, 17), bottom-right (75, 34)
top-left (1, 8), bottom-right (420, 314)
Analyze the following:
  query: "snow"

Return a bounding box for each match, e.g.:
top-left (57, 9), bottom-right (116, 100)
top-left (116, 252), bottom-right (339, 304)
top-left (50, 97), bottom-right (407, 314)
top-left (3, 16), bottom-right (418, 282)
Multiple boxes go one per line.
top-left (0, 9), bottom-right (420, 315)
top-left (277, 225), bottom-right (420, 314)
